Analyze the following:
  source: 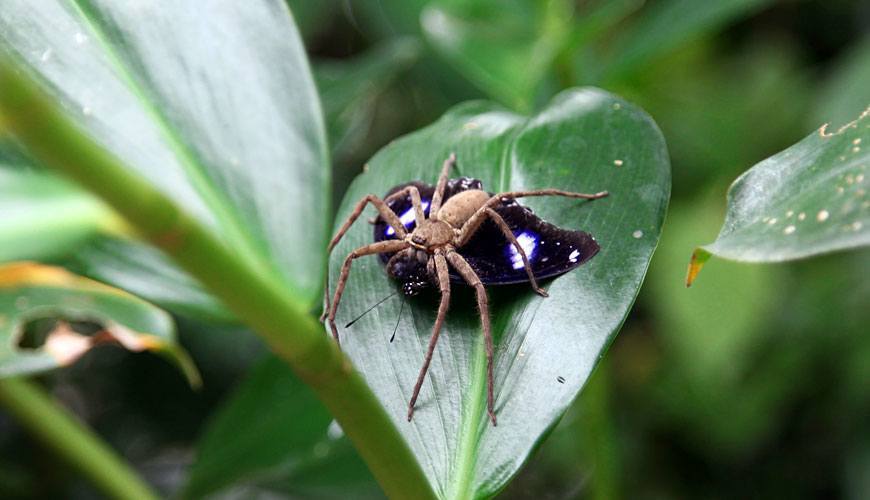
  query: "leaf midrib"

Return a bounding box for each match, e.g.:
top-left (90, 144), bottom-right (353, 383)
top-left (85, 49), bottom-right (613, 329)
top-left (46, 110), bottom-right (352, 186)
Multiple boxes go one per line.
top-left (449, 113), bottom-right (527, 499)
top-left (68, 0), bottom-right (267, 275)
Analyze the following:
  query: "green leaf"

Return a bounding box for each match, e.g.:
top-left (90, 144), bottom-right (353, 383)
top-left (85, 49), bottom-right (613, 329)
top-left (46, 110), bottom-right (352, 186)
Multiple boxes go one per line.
top-left (328, 88), bottom-right (669, 497)
top-left (0, 0), bottom-right (330, 307)
top-left (71, 237), bottom-right (234, 323)
top-left (422, 0), bottom-right (574, 111)
top-left (0, 168), bottom-right (122, 263)
top-left (687, 108), bottom-right (870, 286)
top-left (1, 8), bottom-right (436, 496)
top-left (185, 356), bottom-right (379, 499)
top-left (600, 0), bottom-right (776, 83)
top-left (0, 262), bottom-right (199, 386)
top-left (0, 165), bottom-right (230, 322)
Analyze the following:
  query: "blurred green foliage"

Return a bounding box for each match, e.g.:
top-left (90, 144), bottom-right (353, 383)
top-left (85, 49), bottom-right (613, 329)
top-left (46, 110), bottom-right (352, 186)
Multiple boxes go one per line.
top-left (2, 0), bottom-right (869, 498)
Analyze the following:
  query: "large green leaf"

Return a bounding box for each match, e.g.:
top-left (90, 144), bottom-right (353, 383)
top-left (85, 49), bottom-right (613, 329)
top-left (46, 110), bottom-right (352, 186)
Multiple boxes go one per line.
top-left (184, 356), bottom-right (379, 499)
top-left (687, 108), bottom-right (870, 285)
top-left (0, 262), bottom-right (198, 385)
top-left (328, 88), bottom-right (669, 497)
top-left (0, 0), bottom-right (329, 307)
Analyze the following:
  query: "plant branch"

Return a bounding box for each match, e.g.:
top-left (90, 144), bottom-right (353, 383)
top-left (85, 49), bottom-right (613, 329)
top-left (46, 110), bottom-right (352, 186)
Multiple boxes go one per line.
top-left (0, 377), bottom-right (159, 500)
top-left (0, 55), bottom-right (435, 500)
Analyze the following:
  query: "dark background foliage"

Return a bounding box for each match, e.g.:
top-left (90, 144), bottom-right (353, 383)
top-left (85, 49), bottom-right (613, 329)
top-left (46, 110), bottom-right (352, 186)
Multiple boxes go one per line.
top-left (1, 0), bottom-right (868, 498)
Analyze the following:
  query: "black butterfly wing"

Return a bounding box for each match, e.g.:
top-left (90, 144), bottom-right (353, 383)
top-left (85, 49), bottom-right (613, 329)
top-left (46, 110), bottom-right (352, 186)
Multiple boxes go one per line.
top-left (454, 199), bottom-right (600, 285)
top-left (372, 178), bottom-right (599, 286)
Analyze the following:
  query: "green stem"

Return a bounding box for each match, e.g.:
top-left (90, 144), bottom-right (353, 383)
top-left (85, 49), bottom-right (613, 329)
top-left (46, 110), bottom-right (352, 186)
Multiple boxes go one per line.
top-left (0, 54), bottom-right (435, 500)
top-left (0, 377), bottom-right (158, 500)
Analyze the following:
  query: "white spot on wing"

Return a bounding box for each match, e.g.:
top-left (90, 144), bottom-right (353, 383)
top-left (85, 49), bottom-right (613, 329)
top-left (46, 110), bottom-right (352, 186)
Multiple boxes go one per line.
top-left (508, 232), bottom-right (537, 270)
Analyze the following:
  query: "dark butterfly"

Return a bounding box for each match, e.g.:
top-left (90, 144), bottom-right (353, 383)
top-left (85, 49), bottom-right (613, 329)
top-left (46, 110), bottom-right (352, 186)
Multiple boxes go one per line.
top-left (323, 153), bottom-right (607, 424)
top-left (372, 176), bottom-right (601, 295)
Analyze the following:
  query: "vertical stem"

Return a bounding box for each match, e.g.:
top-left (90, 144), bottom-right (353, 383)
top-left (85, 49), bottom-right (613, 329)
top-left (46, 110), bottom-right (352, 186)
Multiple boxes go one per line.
top-left (0, 52), bottom-right (435, 500)
top-left (0, 377), bottom-right (158, 500)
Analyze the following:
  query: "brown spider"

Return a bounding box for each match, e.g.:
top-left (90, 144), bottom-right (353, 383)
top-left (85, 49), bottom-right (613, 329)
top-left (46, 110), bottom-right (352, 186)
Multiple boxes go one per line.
top-left (322, 153), bottom-right (608, 425)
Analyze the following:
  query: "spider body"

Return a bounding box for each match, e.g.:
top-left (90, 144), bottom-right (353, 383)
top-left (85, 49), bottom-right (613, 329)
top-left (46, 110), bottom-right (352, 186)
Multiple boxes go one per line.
top-left (323, 153), bottom-right (608, 425)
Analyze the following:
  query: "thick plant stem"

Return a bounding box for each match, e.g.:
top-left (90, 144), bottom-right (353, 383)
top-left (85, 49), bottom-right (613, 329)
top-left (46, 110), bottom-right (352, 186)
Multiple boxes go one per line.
top-left (0, 56), bottom-right (435, 500)
top-left (0, 378), bottom-right (158, 500)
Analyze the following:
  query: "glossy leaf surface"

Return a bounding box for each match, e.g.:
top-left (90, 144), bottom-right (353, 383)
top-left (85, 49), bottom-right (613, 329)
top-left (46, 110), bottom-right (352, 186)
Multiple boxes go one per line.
top-left (328, 88), bottom-right (669, 497)
top-left (0, 0), bottom-right (329, 307)
top-left (688, 108), bottom-right (870, 285)
top-left (0, 262), bottom-right (198, 385)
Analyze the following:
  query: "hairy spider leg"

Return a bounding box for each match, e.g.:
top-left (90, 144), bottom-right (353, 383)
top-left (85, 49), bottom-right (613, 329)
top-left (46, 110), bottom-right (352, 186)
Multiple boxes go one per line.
top-left (407, 250), bottom-right (451, 421)
top-left (323, 187), bottom-right (428, 321)
top-left (446, 251), bottom-right (497, 425)
top-left (370, 185), bottom-right (428, 225)
top-left (406, 185), bottom-right (426, 226)
top-left (459, 189), bottom-right (609, 246)
top-left (483, 208), bottom-right (547, 296)
top-left (429, 152), bottom-right (457, 217)
top-left (328, 239), bottom-right (409, 344)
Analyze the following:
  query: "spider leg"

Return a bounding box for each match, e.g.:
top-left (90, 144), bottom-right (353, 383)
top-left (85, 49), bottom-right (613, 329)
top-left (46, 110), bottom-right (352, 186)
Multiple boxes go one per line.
top-left (456, 189), bottom-right (609, 256)
top-left (407, 250), bottom-right (451, 421)
top-left (469, 208), bottom-right (547, 297)
top-left (321, 195), bottom-right (407, 321)
top-left (429, 152), bottom-right (457, 217)
top-left (370, 185), bottom-right (427, 226)
top-left (446, 251), bottom-right (497, 426)
top-left (328, 239), bottom-right (409, 345)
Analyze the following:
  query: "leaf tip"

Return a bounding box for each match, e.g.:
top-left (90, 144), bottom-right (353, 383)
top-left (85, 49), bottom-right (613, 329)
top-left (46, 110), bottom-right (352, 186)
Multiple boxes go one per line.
top-left (685, 248), bottom-right (711, 287)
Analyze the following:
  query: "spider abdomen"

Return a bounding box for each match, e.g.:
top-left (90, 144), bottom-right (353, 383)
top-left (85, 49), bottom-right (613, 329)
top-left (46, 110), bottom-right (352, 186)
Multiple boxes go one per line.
top-left (437, 189), bottom-right (489, 227)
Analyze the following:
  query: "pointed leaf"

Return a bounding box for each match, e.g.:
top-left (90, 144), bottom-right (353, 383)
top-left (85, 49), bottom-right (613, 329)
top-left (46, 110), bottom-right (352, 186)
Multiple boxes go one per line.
top-left (688, 108), bottom-right (870, 285)
top-left (328, 88), bottom-right (669, 497)
top-left (0, 262), bottom-right (199, 386)
top-left (0, 0), bottom-right (329, 306)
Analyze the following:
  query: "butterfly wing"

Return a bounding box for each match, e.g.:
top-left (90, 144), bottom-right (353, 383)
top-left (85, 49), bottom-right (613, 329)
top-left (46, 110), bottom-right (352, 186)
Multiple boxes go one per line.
top-left (454, 199), bottom-right (600, 285)
top-left (372, 179), bottom-right (599, 286)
